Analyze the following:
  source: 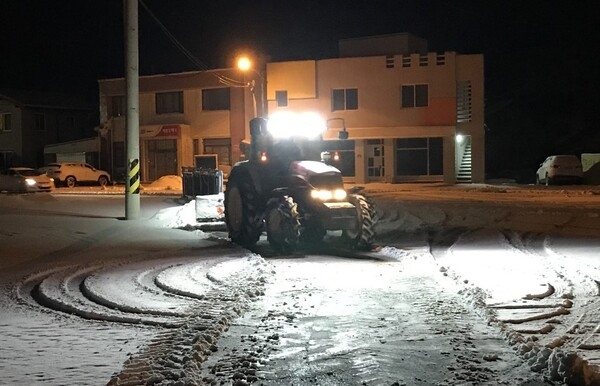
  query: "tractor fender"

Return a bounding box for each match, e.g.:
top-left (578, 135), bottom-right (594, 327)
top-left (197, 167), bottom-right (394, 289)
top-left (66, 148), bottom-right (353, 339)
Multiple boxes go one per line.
top-left (230, 161), bottom-right (264, 196)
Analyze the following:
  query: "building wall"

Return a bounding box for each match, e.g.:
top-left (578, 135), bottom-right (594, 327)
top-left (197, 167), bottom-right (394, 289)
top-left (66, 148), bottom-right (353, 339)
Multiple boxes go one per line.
top-left (97, 39), bottom-right (484, 185)
top-left (98, 69), bottom-right (255, 180)
top-left (0, 100), bottom-right (23, 166)
top-left (1, 98), bottom-right (93, 168)
top-left (266, 50), bottom-right (484, 184)
top-left (456, 54), bottom-right (485, 182)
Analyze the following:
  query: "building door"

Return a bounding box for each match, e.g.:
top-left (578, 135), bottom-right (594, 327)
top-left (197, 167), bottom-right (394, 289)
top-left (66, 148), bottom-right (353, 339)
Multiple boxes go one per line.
top-left (366, 139), bottom-right (385, 181)
top-left (146, 139), bottom-right (177, 181)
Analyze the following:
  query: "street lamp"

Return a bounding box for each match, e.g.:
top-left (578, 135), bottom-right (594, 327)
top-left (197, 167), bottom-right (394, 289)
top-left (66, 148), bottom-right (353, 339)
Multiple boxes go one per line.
top-left (237, 56), bottom-right (251, 72)
top-left (237, 56), bottom-right (265, 118)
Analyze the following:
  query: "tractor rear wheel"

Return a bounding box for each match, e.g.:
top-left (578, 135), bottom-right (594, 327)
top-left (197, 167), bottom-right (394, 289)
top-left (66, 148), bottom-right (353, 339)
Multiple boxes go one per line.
top-left (224, 172), bottom-right (262, 248)
top-left (342, 194), bottom-right (376, 250)
top-left (265, 196), bottom-right (300, 253)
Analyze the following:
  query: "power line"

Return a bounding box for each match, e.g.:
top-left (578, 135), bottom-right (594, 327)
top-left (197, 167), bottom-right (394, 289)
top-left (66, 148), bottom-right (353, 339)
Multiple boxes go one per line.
top-left (138, 0), bottom-right (248, 87)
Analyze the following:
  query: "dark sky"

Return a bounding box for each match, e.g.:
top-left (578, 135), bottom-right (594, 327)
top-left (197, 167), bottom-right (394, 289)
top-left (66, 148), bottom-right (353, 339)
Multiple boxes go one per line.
top-left (1, 1), bottom-right (599, 176)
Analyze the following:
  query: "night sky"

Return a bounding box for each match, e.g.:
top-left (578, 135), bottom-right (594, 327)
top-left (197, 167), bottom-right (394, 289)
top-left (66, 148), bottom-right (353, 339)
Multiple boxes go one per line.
top-left (1, 0), bottom-right (598, 179)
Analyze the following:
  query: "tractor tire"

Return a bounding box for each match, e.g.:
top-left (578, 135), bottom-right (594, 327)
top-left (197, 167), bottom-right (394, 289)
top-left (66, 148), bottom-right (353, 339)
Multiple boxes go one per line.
top-left (224, 172), bottom-right (262, 248)
top-left (342, 194), bottom-right (376, 250)
top-left (265, 196), bottom-right (300, 253)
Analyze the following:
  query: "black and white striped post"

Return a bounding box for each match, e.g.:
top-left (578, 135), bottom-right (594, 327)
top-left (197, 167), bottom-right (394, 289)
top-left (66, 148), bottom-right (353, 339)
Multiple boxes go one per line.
top-left (124, 0), bottom-right (140, 219)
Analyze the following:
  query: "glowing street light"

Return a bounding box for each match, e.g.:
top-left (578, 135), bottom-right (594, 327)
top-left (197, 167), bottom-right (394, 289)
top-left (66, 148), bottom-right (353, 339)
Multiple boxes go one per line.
top-left (236, 55), bottom-right (264, 117)
top-left (237, 56), bottom-right (252, 72)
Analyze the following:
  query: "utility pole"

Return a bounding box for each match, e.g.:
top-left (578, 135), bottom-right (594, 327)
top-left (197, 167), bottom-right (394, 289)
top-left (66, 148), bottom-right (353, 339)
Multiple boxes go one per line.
top-left (124, 0), bottom-right (140, 219)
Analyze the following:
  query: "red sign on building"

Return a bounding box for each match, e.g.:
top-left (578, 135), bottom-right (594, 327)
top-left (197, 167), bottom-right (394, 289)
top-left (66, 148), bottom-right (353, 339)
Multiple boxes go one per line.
top-left (157, 125), bottom-right (180, 137)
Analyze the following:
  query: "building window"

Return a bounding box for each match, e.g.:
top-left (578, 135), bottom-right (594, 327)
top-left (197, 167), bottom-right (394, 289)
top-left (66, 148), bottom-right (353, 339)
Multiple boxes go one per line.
top-left (111, 95), bottom-right (126, 117)
top-left (275, 90), bottom-right (288, 107)
top-left (401, 84), bottom-right (428, 108)
top-left (0, 150), bottom-right (16, 168)
top-left (321, 140), bottom-right (355, 177)
top-left (436, 53), bottom-right (446, 65)
top-left (202, 88), bottom-right (230, 111)
top-left (385, 55), bottom-right (394, 68)
top-left (332, 88), bottom-right (358, 111)
top-left (396, 137), bottom-right (443, 176)
top-left (34, 113), bottom-right (46, 131)
top-left (156, 91), bottom-right (184, 114)
top-left (402, 56), bottom-right (411, 68)
top-left (419, 55), bottom-right (428, 67)
top-left (0, 113), bottom-right (12, 132)
top-left (204, 138), bottom-right (231, 166)
top-left (193, 138), bottom-right (200, 156)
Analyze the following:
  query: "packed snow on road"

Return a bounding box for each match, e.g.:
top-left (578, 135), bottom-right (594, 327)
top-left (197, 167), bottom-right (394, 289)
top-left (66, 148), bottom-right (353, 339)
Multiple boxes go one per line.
top-left (1, 182), bottom-right (600, 385)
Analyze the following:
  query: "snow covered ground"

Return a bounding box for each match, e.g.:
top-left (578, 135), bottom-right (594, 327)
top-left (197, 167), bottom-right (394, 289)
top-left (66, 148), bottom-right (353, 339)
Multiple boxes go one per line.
top-left (1, 179), bottom-right (600, 385)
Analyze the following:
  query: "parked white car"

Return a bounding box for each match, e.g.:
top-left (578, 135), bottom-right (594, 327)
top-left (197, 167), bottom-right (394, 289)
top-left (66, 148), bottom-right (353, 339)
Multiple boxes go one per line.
top-left (41, 163), bottom-right (111, 187)
top-left (535, 155), bottom-right (583, 185)
top-left (0, 167), bottom-right (55, 193)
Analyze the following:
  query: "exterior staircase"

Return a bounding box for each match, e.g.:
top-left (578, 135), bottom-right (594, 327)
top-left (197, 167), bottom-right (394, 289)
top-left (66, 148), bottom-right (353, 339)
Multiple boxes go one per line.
top-left (457, 142), bottom-right (472, 183)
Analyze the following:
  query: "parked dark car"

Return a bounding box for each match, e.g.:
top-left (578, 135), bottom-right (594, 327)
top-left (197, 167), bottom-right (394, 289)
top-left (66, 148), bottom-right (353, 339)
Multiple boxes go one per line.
top-left (0, 167), bottom-right (55, 193)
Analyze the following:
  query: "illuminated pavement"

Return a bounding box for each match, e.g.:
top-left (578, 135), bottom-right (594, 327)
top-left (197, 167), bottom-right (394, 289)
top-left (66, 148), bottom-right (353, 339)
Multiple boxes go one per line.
top-left (1, 186), bottom-right (600, 384)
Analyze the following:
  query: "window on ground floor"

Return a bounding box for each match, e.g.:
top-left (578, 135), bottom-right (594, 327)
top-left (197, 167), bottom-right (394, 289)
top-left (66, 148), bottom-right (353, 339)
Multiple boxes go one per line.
top-left (396, 137), bottom-right (443, 176)
top-left (321, 140), bottom-right (355, 177)
top-left (203, 138), bottom-right (231, 166)
top-left (0, 150), bottom-right (16, 168)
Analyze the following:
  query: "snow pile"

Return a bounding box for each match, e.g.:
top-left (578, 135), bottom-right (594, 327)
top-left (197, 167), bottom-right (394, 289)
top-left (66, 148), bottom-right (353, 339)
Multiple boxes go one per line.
top-left (195, 193), bottom-right (225, 222)
top-left (142, 175), bottom-right (183, 192)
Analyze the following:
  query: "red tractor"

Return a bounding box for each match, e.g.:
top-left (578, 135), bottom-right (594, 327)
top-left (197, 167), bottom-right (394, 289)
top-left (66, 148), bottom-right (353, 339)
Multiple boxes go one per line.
top-left (224, 114), bottom-right (376, 253)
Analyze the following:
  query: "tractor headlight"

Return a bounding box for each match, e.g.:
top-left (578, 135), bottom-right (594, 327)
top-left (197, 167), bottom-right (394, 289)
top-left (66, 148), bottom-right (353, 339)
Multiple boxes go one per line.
top-left (25, 178), bottom-right (37, 186)
top-left (267, 111), bottom-right (326, 139)
top-left (310, 189), bottom-right (346, 201)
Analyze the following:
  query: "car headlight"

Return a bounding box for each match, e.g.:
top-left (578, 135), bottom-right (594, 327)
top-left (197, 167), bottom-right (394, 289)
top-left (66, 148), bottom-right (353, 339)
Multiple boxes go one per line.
top-left (25, 178), bottom-right (37, 186)
top-left (310, 189), bottom-right (347, 201)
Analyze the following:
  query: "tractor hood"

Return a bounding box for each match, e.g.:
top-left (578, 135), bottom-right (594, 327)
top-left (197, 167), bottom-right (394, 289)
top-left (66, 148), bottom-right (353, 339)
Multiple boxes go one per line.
top-left (289, 160), bottom-right (341, 178)
top-left (289, 160), bottom-right (345, 193)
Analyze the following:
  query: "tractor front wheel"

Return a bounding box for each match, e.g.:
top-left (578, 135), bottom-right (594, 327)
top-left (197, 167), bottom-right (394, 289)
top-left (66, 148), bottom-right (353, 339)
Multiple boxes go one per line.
top-left (342, 194), bottom-right (376, 250)
top-left (265, 196), bottom-right (300, 253)
top-left (224, 172), bottom-right (262, 248)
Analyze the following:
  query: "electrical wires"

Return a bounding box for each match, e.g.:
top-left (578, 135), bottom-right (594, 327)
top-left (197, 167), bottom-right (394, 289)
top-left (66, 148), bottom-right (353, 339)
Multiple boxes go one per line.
top-left (138, 0), bottom-right (248, 87)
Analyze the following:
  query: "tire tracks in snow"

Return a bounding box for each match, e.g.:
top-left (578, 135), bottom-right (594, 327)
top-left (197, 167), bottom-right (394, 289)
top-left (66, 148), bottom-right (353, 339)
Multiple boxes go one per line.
top-left (198, 255), bottom-right (534, 386)
top-left (12, 245), bottom-right (273, 385)
top-left (431, 228), bottom-right (600, 384)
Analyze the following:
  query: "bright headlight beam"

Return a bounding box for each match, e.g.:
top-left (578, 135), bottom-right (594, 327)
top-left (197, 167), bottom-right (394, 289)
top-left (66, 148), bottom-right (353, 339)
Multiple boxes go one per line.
top-left (311, 189), bottom-right (347, 201)
top-left (25, 178), bottom-right (37, 186)
top-left (267, 111), bottom-right (326, 139)
top-left (333, 189), bottom-right (347, 200)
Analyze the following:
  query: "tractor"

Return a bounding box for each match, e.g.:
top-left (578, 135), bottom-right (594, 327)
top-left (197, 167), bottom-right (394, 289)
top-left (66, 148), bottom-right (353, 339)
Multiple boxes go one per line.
top-left (224, 113), bottom-right (376, 253)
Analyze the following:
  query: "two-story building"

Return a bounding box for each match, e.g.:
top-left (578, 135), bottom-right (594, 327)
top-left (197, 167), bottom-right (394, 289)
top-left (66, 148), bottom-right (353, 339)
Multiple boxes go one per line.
top-left (98, 68), bottom-right (259, 182)
top-left (267, 33), bottom-right (484, 184)
top-left (0, 89), bottom-right (95, 169)
top-left (98, 33), bottom-right (484, 184)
